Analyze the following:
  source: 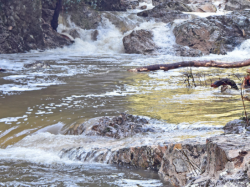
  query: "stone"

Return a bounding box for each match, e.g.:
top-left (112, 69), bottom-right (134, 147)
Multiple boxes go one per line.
top-left (123, 29), bottom-right (156, 54)
top-left (173, 10), bottom-right (250, 55)
top-left (223, 119), bottom-right (246, 134)
top-left (0, 0), bottom-right (72, 54)
top-left (189, 134), bottom-right (250, 186)
top-left (189, 2), bottom-right (217, 12)
top-left (59, 1), bottom-right (102, 30)
top-left (137, 2), bottom-right (191, 23)
top-left (91, 30), bottom-right (99, 41)
top-left (65, 113), bottom-right (154, 139)
top-left (173, 44), bottom-right (203, 57)
top-left (225, 0), bottom-right (250, 11)
top-left (121, 0), bottom-right (139, 9)
top-left (140, 5), bottom-right (147, 9)
top-left (68, 29), bottom-right (81, 39)
top-left (173, 158), bottom-right (188, 173)
top-left (24, 61), bottom-right (51, 69)
top-left (152, 0), bottom-right (190, 6)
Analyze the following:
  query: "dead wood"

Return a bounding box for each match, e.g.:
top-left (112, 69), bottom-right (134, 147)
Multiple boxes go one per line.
top-left (128, 59), bottom-right (250, 72)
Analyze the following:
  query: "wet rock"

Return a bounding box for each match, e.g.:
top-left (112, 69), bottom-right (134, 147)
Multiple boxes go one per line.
top-left (0, 68), bottom-right (7, 72)
top-left (223, 119), bottom-right (246, 134)
top-left (42, 9), bottom-right (55, 24)
top-left (173, 10), bottom-right (250, 55)
top-left (123, 30), bottom-right (156, 54)
top-left (189, 2), bottom-right (217, 12)
top-left (173, 44), bottom-right (203, 57)
top-left (91, 30), bottom-right (99, 41)
top-left (140, 5), bottom-right (147, 10)
top-left (66, 113), bottom-right (153, 139)
top-left (121, 0), bottom-right (139, 9)
top-left (96, 0), bottom-right (127, 11)
top-left (137, 3), bottom-right (191, 23)
top-left (24, 61), bottom-right (51, 69)
top-left (225, 0), bottom-right (250, 11)
top-left (68, 29), bottom-right (81, 39)
top-left (189, 134), bottom-right (250, 186)
top-left (59, 1), bottom-right (102, 30)
top-left (0, 0), bottom-right (72, 54)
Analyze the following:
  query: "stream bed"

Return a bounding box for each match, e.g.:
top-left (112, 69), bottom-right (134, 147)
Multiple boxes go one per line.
top-left (1, 2), bottom-right (250, 186)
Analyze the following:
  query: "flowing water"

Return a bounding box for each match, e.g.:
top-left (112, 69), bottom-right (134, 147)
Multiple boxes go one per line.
top-left (1, 1), bottom-right (250, 186)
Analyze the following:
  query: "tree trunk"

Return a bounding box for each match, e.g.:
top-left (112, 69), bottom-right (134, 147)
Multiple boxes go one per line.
top-left (128, 59), bottom-right (250, 72)
top-left (51, 0), bottom-right (62, 31)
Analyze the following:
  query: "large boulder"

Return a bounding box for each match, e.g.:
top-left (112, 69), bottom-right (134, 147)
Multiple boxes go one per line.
top-left (65, 113), bottom-right (155, 139)
top-left (0, 0), bottom-right (72, 54)
top-left (189, 135), bottom-right (250, 186)
top-left (225, 0), bottom-right (250, 11)
top-left (173, 44), bottom-right (203, 57)
top-left (123, 29), bottom-right (157, 54)
top-left (173, 10), bottom-right (250, 55)
top-left (223, 119), bottom-right (246, 134)
top-left (59, 1), bottom-right (101, 30)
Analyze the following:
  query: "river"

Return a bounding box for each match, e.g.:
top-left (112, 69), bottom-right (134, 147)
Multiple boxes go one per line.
top-left (1, 1), bottom-right (250, 186)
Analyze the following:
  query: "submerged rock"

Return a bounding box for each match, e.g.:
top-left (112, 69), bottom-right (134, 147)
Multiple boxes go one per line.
top-left (173, 10), bottom-right (250, 55)
top-left (24, 61), bottom-right (51, 69)
top-left (123, 30), bottom-right (157, 54)
top-left (66, 113), bottom-right (154, 139)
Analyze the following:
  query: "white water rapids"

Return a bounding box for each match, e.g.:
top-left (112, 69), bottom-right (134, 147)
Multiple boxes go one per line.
top-left (0, 0), bottom-right (250, 186)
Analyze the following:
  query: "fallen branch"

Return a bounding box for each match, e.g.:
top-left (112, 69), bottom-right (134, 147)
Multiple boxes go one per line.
top-left (128, 59), bottom-right (250, 72)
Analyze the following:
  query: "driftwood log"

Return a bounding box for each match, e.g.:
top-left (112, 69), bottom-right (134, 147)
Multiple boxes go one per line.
top-left (128, 59), bottom-right (250, 72)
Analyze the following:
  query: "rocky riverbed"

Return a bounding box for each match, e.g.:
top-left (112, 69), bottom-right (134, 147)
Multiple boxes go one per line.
top-left (1, 0), bottom-right (250, 186)
top-left (61, 115), bottom-right (250, 186)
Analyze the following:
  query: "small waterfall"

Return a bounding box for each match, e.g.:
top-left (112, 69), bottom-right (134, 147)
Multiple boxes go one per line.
top-left (59, 147), bottom-right (114, 164)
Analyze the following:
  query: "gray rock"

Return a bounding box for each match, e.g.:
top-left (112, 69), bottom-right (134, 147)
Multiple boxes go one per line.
top-left (223, 119), bottom-right (246, 134)
top-left (65, 113), bottom-right (152, 139)
top-left (173, 44), bottom-right (203, 57)
top-left (173, 158), bottom-right (188, 173)
top-left (173, 10), bottom-right (250, 55)
top-left (0, 0), bottom-right (72, 54)
top-left (123, 29), bottom-right (156, 54)
top-left (225, 0), bottom-right (250, 11)
top-left (24, 61), bottom-right (51, 69)
top-left (137, 2), bottom-right (191, 23)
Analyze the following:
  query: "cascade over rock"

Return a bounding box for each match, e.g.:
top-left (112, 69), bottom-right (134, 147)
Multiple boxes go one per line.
top-left (59, 1), bottom-right (101, 30)
top-left (173, 10), bottom-right (250, 55)
top-left (60, 121), bottom-right (250, 186)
